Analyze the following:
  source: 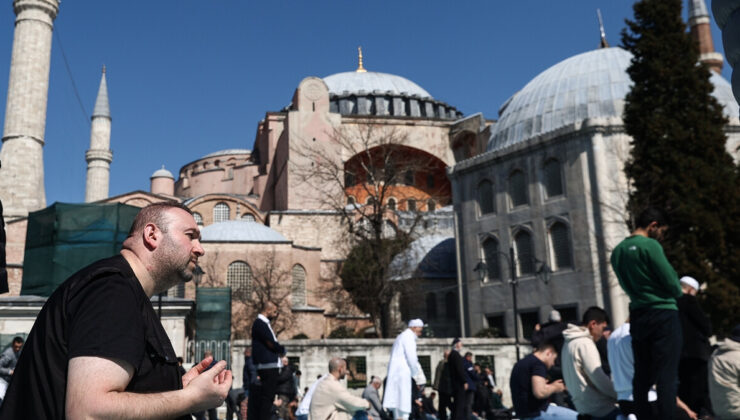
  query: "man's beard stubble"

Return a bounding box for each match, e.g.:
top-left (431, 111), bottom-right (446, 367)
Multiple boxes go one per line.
top-left (151, 233), bottom-right (195, 293)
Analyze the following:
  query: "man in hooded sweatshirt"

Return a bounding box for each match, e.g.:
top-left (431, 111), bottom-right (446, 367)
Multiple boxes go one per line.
top-left (561, 306), bottom-right (620, 420)
top-left (708, 324), bottom-right (740, 419)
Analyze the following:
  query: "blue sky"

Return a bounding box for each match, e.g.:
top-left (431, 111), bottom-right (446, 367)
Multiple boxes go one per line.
top-left (0, 1), bottom-right (732, 205)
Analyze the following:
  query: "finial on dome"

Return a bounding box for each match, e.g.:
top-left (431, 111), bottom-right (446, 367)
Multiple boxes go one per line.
top-left (102, 64), bottom-right (106, 74)
top-left (597, 9), bottom-right (609, 48)
top-left (356, 46), bottom-right (367, 73)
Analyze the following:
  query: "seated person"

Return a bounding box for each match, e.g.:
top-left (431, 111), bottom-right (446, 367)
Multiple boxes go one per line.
top-left (561, 307), bottom-right (620, 420)
top-left (310, 358), bottom-right (370, 420)
top-left (509, 341), bottom-right (578, 420)
top-left (709, 324), bottom-right (740, 419)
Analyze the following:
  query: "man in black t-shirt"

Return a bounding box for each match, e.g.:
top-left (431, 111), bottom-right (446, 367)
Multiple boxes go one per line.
top-left (0, 202), bottom-right (232, 419)
top-left (509, 342), bottom-right (577, 420)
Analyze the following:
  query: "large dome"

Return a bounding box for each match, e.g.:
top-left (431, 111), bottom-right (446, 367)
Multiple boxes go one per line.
top-left (321, 71), bottom-right (463, 120)
top-left (323, 71), bottom-right (431, 98)
top-left (488, 47), bottom-right (740, 151)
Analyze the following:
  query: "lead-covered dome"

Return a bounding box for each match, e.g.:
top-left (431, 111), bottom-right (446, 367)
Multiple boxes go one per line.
top-left (324, 71), bottom-right (431, 98)
top-left (322, 71), bottom-right (463, 120)
top-left (488, 47), bottom-right (740, 151)
top-left (200, 220), bottom-right (289, 243)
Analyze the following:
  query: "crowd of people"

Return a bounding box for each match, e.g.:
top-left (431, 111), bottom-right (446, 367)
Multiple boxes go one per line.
top-left (0, 199), bottom-right (736, 420)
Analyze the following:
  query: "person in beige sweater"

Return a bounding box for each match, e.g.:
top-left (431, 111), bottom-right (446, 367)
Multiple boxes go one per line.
top-left (310, 358), bottom-right (370, 420)
top-left (561, 306), bottom-right (620, 419)
top-left (709, 325), bottom-right (740, 419)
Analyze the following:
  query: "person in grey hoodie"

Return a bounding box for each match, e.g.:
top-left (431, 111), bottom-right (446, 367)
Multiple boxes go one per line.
top-left (709, 324), bottom-right (740, 419)
top-left (561, 307), bottom-right (620, 420)
top-left (0, 337), bottom-right (23, 402)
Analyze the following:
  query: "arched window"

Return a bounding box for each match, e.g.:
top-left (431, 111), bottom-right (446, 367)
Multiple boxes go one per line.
top-left (407, 199), bottom-right (417, 212)
top-left (404, 170), bottom-right (414, 186)
top-left (213, 202), bottom-right (229, 223)
top-left (543, 159), bottom-right (564, 197)
top-left (291, 264), bottom-right (307, 306)
top-left (514, 230), bottom-right (535, 275)
top-left (445, 291), bottom-right (457, 320)
top-left (549, 222), bottom-right (573, 270)
top-left (345, 172), bottom-right (356, 187)
top-left (241, 213), bottom-right (255, 222)
top-left (482, 237), bottom-right (501, 281)
top-left (387, 198), bottom-right (397, 211)
top-left (508, 170), bottom-right (528, 207)
top-left (227, 261), bottom-right (252, 299)
top-left (427, 199), bottom-right (436, 212)
top-left (477, 180), bottom-right (495, 215)
top-left (366, 196), bottom-right (375, 206)
top-left (347, 196), bottom-right (356, 206)
top-left (192, 212), bottom-right (203, 226)
top-left (426, 293), bottom-right (437, 320)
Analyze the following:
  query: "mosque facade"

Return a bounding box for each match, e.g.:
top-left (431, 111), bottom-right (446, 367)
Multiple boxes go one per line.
top-left (449, 1), bottom-right (740, 338)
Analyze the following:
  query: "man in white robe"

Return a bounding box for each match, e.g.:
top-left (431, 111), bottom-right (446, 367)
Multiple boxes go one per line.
top-left (383, 319), bottom-right (424, 420)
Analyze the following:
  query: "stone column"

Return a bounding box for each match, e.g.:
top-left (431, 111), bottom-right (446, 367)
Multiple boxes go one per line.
top-left (0, 0), bottom-right (60, 219)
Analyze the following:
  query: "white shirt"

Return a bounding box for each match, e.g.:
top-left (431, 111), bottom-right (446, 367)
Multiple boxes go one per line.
top-left (383, 328), bottom-right (420, 414)
top-left (296, 374), bottom-right (328, 416)
top-left (607, 323), bottom-right (656, 402)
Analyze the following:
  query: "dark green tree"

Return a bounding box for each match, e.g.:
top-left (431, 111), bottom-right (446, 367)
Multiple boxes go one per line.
top-left (621, 0), bottom-right (740, 335)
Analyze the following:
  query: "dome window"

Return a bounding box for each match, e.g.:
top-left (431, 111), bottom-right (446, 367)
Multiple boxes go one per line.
top-left (291, 264), bottom-right (307, 307)
top-left (477, 180), bottom-right (495, 215)
top-left (549, 222), bottom-right (573, 270)
top-left (387, 198), bottom-right (397, 211)
top-left (193, 212), bottom-right (203, 226)
top-left (543, 159), bottom-right (564, 198)
top-left (213, 202), bottom-right (230, 223)
top-left (407, 199), bottom-right (417, 212)
top-left (508, 170), bottom-right (528, 208)
top-left (227, 261), bottom-right (252, 299)
top-left (514, 230), bottom-right (535, 275)
top-left (241, 213), bottom-right (256, 222)
top-left (482, 237), bottom-right (501, 281)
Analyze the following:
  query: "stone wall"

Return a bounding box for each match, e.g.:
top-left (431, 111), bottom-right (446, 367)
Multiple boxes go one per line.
top-left (228, 337), bottom-right (524, 407)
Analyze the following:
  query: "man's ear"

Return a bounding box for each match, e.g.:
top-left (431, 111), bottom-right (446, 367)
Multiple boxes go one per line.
top-left (142, 223), bottom-right (161, 250)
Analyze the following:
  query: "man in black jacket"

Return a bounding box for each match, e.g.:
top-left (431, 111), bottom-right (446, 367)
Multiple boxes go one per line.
top-left (677, 276), bottom-right (713, 417)
top-left (447, 338), bottom-right (467, 420)
top-left (433, 350), bottom-right (452, 420)
top-left (251, 301), bottom-right (286, 420)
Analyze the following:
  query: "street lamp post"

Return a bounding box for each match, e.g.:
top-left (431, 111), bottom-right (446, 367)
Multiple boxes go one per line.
top-left (473, 247), bottom-right (551, 361)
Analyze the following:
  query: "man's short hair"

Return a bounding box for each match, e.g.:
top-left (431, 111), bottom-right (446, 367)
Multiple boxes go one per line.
top-left (635, 207), bottom-right (668, 229)
top-left (371, 376), bottom-right (382, 385)
top-left (328, 357), bottom-right (344, 373)
top-left (11, 336), bottom-right (23, 345)
top-left (259, 300), bottom-right (277, 313)
top-left (582, 306), bottom-right (609, 326)
top-left (464, 352), bottom-right (473, 358)
top-left (534, 341), bottom-right (557, 354)
top-left (127, 202), bottom-right (192, 236)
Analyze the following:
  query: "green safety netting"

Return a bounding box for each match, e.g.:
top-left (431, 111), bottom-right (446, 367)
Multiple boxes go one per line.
top-left (195, 287), bottom-right (232, 342)
top-left (21, 202), bottom-right (140, 297)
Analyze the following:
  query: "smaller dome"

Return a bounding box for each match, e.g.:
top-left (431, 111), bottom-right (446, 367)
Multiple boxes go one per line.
top-left (151, 166), bottom-right (174, 179)
top-left (202, 149), bottom-right (251, 159)
top-left (200, 220), bottom-right (289, 243)
top-left (324, 71), bottom-right (431, 98)
top-left (389, 235), bottom-right (456, 281)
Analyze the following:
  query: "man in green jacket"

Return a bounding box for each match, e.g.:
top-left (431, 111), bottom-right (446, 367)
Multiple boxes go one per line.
top-left (610, 207), bottom-right (683, 420)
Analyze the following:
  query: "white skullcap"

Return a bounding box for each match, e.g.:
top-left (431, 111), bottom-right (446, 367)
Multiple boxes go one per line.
top-left (680, 276), bottom-right (700, 291)
top-left (409, 319), bottom-right (424, 327)
top-left (548, 310), bottom-right (561, 322)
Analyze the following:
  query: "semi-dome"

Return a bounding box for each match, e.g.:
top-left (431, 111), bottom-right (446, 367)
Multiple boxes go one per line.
top-left (388, 235), bottom-right (456, 281)
top-left (488, 47), bottom-right (740, 151)
top-left (200, 220), bottom-right (289, 243)
top-left (324, 71), bottom-right (431, 98)
top-left (322, 71), bottom-right (463, 120)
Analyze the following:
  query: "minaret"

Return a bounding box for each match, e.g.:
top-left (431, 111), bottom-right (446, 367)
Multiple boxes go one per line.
top-left (688, 0), bottom-right (723, 73)
top-left (84, 66), bottom-right (113, 203)
top-left (0, 0), bottom-right (60, 220)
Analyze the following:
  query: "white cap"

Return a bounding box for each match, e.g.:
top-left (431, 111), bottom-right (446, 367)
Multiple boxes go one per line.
top-left (548, 310), bottom-right (562, 322)
top-left (409, 319), bottom-right (424, 328)
top-left (680, 276), bottom-right (700, 291)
